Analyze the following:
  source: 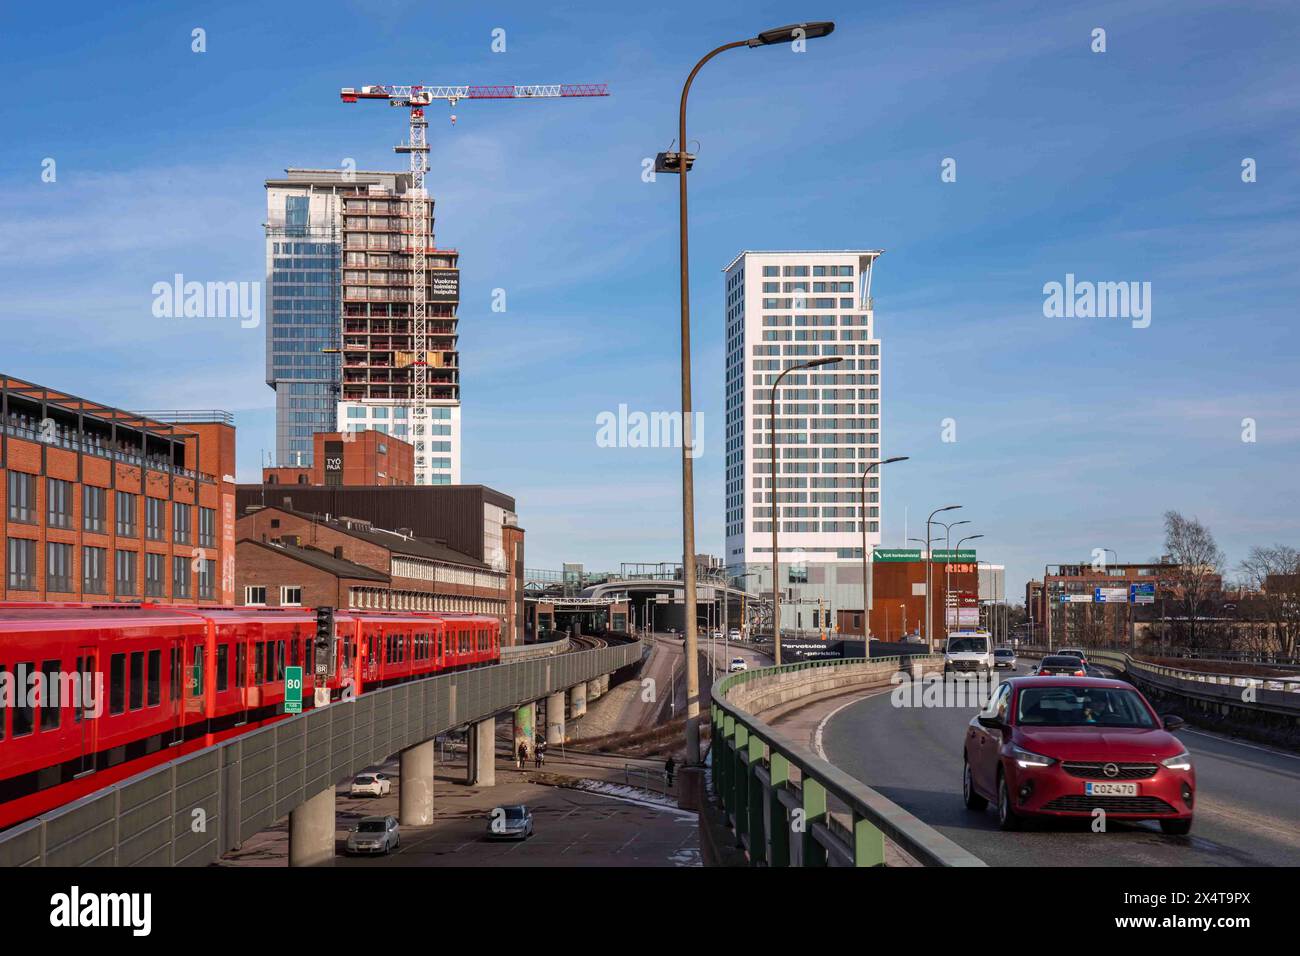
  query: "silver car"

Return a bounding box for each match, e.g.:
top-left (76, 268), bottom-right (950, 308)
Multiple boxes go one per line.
top-left (486, 804), bottom-right (534, 840)
top-left (347, 815), bottom-right (400, 855)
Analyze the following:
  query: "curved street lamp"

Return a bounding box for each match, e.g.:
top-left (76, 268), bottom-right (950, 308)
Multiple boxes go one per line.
top-left (770, 356), bottom-right (842, 666)
top-left (859, 456), bottom-right (908, 644)
top-left (925, 505), bottom-right (961, 649)
top-left (663, 21), bottom-right (836, 765)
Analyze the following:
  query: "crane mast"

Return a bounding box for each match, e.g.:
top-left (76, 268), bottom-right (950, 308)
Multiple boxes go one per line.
top-left (340, 83), bottom-right (608, 419)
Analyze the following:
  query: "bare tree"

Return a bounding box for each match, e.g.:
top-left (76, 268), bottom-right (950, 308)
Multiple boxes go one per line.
top-left (1158, 511), bottom-right (1225, 650)
top-left (1238, 545), bottom-right (1300, 659)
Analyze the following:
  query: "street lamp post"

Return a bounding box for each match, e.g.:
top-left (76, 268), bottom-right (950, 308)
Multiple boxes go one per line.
top-left (925, 506), bottom-right (961, 651)
top-left (661, 20), bottom-right (835, 765)
top-left (859, 456), bottom-right (908, 646)
top-left (955, 532), bottom-right (983, 634)
top-left (770, 356), bottom-right (843, 665)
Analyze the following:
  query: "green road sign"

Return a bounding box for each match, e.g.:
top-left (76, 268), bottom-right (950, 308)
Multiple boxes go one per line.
top-left (285, 666), bottom-right (303, 714)
top-left (874, 549), bottom-right (922, 562)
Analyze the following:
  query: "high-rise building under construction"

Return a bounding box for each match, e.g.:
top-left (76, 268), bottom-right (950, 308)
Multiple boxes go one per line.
top-left (264, 168), bottom-right (461, 484)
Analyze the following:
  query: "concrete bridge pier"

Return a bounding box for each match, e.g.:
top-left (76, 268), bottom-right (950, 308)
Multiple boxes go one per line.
top-left (546, 691), bottom-right (566, 745)
top-left (569, 683), bottom-right (587, 718)
top-left (468, 718), bottom-right (496, 787)
top-left (288, 786), bottom-right (336, 867)
top-left (587, 678), bottom-right (602, 702)
top-left (513, 702), bottom-right (536, 763)
top-left (398, 739), bottom-right (435, 826)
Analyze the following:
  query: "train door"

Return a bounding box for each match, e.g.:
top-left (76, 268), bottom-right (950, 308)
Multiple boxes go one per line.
top-left (168, 638), bottom-right (185, 746)
top-left (76, 645), bottom-right (98, 776)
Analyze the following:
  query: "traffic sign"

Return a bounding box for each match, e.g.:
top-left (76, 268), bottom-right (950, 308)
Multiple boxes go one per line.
top-left (1094, 587), bottom-right (1128, 603)
top-left (1130, 582), bottom-right (1156, 605)
top-left (285, 666), bottom-right (303, 714)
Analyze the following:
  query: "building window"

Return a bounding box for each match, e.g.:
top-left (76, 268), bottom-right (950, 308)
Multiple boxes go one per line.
top-left (47, 541), bottom-right (74, 593)
top-left (82, 485), bottom-right (106, 533)
top-left (6, 472), bottom-right (36, 524)
top-left (172, 556), bottom-right (191, 599)
top-left (145, 498), bottom-right (166, 541)
top-left (6, 538), bottom-right (36, 590)
top-left (197, 559), bottom-right (216, 601)
top-left (198, 506), bottom-right (216, 548)
top-left (83, 546), bottom-right (107, 594)
top-left (281, 586), bottom-right (303, 607)
top-left (47, 478), bottom-right (73, 529)
top-left (115, 550), bottom-right (138, 597)
top-left (245, 586), bottom-right (267, 605)
top-left (173, 503), bottom-right (192, 545)
top-left (145, 553), bottom-right (165, 598)
top-left (116, 492), bottom-right (138, 537)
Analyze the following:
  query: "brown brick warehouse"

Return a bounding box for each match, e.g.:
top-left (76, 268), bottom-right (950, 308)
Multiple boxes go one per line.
top-left (1, 374), bottom-right (237, 605)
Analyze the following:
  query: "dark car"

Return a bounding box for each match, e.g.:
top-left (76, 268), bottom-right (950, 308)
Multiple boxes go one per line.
top-left (1035, 655), bottom-right (1087, 677)
top-left (962, 676), bottom-right (1193, 834)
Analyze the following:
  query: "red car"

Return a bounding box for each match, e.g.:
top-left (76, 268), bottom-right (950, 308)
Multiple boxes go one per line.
top-left (962, 676), bottom-right (1194, 834)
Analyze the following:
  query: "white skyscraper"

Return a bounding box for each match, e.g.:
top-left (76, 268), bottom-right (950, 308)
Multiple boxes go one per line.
top-left (723, 250), bottom-right (884, 635)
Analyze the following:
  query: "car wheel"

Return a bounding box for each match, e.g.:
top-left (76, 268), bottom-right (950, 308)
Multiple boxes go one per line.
top-left (962, 758), bottom-right (988, 811)
top-left (1160, 818), bottom-right (1192, 836)
top-left (996, 772), bottom-right (1021, 831)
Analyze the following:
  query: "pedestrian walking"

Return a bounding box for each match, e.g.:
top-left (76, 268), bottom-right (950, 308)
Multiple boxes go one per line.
top-left (665, 755), bottom-right (676, 787)
top-left (517, 740), bottom-right (528, 769)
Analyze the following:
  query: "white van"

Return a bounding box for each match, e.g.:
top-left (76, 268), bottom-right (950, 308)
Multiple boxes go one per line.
top-left (943, 631), bottom-right (995, 679)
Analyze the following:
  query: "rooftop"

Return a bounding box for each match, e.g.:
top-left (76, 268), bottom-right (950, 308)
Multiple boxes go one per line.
top-left (723, 249), bottom-right (885, 272)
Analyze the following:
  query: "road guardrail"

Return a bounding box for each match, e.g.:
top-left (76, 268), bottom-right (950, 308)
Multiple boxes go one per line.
top-left (710, 657), bottom-right (985, 867)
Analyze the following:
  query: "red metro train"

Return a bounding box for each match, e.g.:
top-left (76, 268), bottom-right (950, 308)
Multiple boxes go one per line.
top-left (0, 602), bottom-right (500, 831)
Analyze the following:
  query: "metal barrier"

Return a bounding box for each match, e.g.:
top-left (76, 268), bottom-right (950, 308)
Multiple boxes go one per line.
top-left (500, 638), bottom-right (571, 661)
top-left (0, 641), bottom-right (640, 867)
top-left (1085, 650), bottom-right (1300, 716)
top-left (710, 657), bottom-right (985, 867)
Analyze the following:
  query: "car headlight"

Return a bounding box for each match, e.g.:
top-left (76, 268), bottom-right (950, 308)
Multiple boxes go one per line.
top-left (1162, 750), bottom-right (1193, 771)
top-left (1010, 744), bottom-right (1056, 768)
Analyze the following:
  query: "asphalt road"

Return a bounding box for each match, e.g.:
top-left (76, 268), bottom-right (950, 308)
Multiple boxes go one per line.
top-left (821, 662), bottom-right (1300, 866)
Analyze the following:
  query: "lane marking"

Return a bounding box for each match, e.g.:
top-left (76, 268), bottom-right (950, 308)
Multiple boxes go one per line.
top-left (1180, 727), bottom-right (1300, 762)
top-left (813, 688), bottom-right (893, 761)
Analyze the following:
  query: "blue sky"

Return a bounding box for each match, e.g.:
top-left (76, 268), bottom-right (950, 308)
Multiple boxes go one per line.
top-left (2, 0), bottom-right (1297, 598)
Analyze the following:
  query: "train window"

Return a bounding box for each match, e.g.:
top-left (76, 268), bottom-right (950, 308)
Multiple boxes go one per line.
top-left (74, 656), bottom-right (83, 724)
top-left (368, 638), bottom-right (376, 666)
top-left (215, 645), bottom-right (228, 693)
top-left (305, 638), bottom-right (313, 674)
top-left (82, 655), bottom-right (96, 721)
top-left (148, 650), bottom-right (161, 706)
top-left (277, 641), bottom-right (286, 680)
top-left (110, 654), bottom-right (125, 715)
top-left (40, 660), bottom-right (61, 730)
top-left (129, 652), bottom-right (144, 710)
top-left (193, 647), bottom-right (204, 695)
top-left (170, 647), bottom-right (180, 702)
top-left (254, 643), bottom-right (265, 684)
top-left (236, 644), bottom-right (247, 688)
top-left (0, 665), bottom-right (6, 738)
top-left (13, 662), bottom-right (35, 736)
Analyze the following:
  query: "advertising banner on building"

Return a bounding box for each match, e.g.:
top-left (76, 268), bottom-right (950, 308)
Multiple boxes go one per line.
top-left (429, 270), bottom-right (459, 302)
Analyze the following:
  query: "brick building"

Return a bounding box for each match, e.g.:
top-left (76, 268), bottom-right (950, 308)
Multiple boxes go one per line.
top-left (237, 505), bottom-right (518, 640)
top-left (1, 374), bottom-right (237, 604)
top-left (236, 482), bottom-right (524, 643)
top-left (262, 429), bottom-right (413, 487)
top-left (836, 552), bottom-right (979, 646)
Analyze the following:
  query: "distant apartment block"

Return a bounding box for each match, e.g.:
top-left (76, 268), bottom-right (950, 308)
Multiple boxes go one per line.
top-left (722, 250), bottom-right (885, 632)
top-left (1, 374), bottom-right (237, 604)
top-left (265, 168), bottom-right (462, 484)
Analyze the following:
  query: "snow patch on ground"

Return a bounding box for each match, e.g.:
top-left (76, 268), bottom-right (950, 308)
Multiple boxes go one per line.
top-left (571, 780), bottom-right (698, 820)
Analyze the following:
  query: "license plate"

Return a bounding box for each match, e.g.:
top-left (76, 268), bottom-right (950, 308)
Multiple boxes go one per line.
top-left (1085, 782), bottom-right (1137, 796)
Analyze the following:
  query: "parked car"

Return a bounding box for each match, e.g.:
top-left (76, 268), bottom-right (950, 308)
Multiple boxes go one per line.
top-left (346, 815), bottom-right (400, 854)
top-left (729, 657), bottom-right (748, 673)
top-left (729, 628), bottom-right (741, 640)
top-left (994, 647), bottom-right (1018, 670)
top-left (349, 772), bottom-right (392, 797)
top-left (1034, 655), bottom-right (1088, 677)
top-left (962, 676), bottom-right (1193, 834)
top-left (486, 804), bottom-right (534, 840)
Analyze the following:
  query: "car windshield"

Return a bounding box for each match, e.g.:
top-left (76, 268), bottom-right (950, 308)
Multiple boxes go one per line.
top-left (358, 821), bottom-right (387, 832)
top-left (995, 649), bottom-right (1013, 657)
top-left (1041, 656), bottom-right (1079, 667)
top-left (504, 807), bottom-right (527, 820)
top-left (948, 637), bottom-right (987, 653)
top-left (1017, 686), bottom-right (1156, 728)
top-left (354, 776), bottom-right (374, 784)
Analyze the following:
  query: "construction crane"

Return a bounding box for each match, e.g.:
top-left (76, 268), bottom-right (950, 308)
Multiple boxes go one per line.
top-left (339, 83), bottom-right (608, 410)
